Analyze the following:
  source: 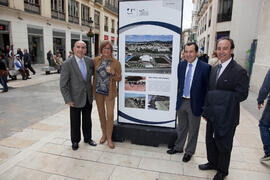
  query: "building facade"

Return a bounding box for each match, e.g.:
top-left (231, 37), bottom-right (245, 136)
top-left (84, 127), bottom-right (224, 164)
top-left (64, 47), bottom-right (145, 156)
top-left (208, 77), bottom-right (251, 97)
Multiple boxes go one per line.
top-left (0, 0), bottom-right (118, 64)
top-left (192, 0), bottom-right (262, 68)
top-left (250, 0), bottom-right (270, 92)
top-left (181, 28), bottom-right (192, 47)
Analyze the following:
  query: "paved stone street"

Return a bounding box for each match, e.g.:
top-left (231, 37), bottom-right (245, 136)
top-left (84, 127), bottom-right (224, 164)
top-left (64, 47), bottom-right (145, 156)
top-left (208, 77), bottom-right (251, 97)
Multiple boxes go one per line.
top-left (0, 65), bottom-right (269, 179)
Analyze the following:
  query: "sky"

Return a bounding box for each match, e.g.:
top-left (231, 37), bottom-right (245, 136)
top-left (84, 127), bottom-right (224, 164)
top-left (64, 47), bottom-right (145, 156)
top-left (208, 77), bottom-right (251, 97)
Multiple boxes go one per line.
top-left (182, 0), bottom-right (193, 30)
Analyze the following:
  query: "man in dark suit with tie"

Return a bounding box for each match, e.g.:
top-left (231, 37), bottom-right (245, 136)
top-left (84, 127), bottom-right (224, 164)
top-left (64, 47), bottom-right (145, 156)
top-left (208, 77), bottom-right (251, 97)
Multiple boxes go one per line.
top-left (198, 38), bottom-right (249, 180)
top-left (60, 41), bottom-right (97, 150)
top-left (167, 42), bottom-right (211, 162)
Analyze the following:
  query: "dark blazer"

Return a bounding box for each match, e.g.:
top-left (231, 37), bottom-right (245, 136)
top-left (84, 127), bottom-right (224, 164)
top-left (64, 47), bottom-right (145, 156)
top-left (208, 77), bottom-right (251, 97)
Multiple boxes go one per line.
top-left (203, 90), bottom-right (238, 138)
top-left (206, 59), bottom-right (249, 126)
top-left (257, 69), bottom-right (270, 104)
top-left (60, 55), bottom-right (94, 108)
top-left (176, 59), bottom-right (211, 116)
top-left (23, 53), bottom-right (31, 66)
top-left (257, 69), bottom-right (270, 125)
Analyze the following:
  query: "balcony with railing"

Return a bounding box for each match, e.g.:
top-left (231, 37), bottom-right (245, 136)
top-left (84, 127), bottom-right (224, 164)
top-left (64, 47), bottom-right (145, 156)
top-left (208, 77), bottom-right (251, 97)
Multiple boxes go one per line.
top-left (0, 0), bottom-right (8, 6)
top-left (24, 0), bottom-right (40, 14)
top-left (104, 2), bottom-right (118, 14)
top-left (69, 16), bottom-right (79, 24)
top-left (51, 10), bottom-right (65, 21)
top-left (95, 0), bottom-right (103, 5)
top-left (198, 0), bottom-right (208, 16)
top-left (82, 18), bottom-right (93, 27)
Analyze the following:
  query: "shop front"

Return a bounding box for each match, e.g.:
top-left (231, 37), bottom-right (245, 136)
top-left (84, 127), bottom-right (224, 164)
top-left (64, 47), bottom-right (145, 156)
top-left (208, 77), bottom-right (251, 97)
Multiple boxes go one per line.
top-left (53, 30), bottom-right (66, 60)
top-left (0, 20), bottom-right (10, 55)
top-left (27, 26), bottom-right (44, 64)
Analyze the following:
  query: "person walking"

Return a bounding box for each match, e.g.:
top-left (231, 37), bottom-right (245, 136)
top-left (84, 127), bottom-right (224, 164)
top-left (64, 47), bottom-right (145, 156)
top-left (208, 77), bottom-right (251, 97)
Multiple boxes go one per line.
top-left (23, 49), bottom-right (36, 75)
top-left (60, 41), bottom-right (97, 151)
top-left (93, 40), bottom-right (122, 149)
top-left (47, 50), bottom-right (53, 66)
top-left (16, 48), bottom-right (23, 60)
top-left (198, 38), bottom-right (249, 180)
top-left (257, 69), bottom-right (270, 162)
top-left (166, 42), bottom-right (211, 162)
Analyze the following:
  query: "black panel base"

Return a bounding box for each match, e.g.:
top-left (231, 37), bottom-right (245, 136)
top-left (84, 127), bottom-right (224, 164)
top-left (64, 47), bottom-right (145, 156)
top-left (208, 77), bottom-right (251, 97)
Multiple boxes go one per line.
top-left (112, 121), bottom-right (177, 148)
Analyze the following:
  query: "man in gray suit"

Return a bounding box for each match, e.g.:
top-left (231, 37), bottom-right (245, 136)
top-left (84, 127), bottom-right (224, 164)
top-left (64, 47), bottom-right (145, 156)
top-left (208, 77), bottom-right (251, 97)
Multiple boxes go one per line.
top-left (60, 41), bottom-right (97, 150)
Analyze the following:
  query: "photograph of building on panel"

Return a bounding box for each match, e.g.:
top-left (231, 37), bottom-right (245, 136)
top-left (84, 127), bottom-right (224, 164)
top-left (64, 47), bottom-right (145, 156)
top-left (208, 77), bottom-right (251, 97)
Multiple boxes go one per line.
top-left (125, 35), bottom-right (173, 74)
top-left (125, 93), bottom-right (146, 109)
top-left (125, 76), bottom-right (146, 92)
top-left (148, 95), bottom-right (170, 111)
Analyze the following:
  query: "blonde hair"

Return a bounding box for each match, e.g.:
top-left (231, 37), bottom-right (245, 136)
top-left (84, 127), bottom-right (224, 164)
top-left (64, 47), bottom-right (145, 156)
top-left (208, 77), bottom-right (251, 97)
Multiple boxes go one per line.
top-left (212, 50), bottom-right (217, 57)
top-left (100, 40), bottom-right (113, 54)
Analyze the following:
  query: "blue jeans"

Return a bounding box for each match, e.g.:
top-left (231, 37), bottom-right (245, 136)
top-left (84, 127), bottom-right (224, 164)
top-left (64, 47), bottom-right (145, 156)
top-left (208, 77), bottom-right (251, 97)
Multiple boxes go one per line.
top-left (259, 121), bottom-right (270, 156)
top-left (0, 75), bottom-right (8, 92)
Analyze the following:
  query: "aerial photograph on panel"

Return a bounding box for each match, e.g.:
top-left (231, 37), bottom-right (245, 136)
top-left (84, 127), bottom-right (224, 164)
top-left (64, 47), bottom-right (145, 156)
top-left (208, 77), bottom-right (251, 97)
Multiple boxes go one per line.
top-left (125, 35), bottom-right (173, 74)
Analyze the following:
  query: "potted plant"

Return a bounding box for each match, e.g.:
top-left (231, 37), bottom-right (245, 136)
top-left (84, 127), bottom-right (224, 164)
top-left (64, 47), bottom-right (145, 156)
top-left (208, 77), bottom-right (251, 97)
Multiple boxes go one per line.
top-left (87, 29), bottom-right (94, 38)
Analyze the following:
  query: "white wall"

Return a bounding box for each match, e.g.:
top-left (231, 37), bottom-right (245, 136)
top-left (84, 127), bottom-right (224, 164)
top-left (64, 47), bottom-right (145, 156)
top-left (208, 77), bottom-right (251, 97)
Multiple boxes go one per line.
top-left (230, 0), bottom-right (262, 68)
top-left (250, 0), bottom-right (270, 92)
top-left (10, 20), bottom-right (28, 52)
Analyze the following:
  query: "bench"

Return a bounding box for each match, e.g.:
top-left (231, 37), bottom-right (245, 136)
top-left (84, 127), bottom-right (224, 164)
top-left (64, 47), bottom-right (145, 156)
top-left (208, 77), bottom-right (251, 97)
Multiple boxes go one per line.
top-left (41, 66), bottom-right (60, 75)
top-left (8, 69), bottom-right (20, 80)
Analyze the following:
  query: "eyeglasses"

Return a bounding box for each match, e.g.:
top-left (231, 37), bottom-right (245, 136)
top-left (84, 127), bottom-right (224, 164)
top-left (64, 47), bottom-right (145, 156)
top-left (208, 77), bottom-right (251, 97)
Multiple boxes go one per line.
top-left (103, 47), bottom-right (111, 50)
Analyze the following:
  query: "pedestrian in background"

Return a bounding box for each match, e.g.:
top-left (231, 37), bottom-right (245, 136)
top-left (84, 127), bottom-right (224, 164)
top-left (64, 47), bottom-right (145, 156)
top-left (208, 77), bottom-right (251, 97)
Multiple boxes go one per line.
top-left (209, 50), bottom-right (220, 67)
top-left (180, 49), bottom-right (186, 61)
top-left (23, 49), bottom-right (36, 75)
top-left (93, 40), bottom-right (122, 149)
top-left (17, 48), bottom-right (23, 60)
top-left (199, 38), bottom-right (249, 180)
top-left (8, 45), bottom-right (14, 69)
top-left (257, 69), bottom-right (270, 162)
top-left (68, 50), bottom-right (73, 58)
top-left (167, 42), bottom-right (211, 162)
top-left (60, 41), bottom-right (97, 151)
top-left (47, 50), bottom-right (53, 66)
top-left (199, 53), bottom-right (209, 64)
top-left (0, 54), bottom-right (8, 92)
top-left (14, 54), bottom-right (29, 80)
top-left (56, 52), bottom-right (63, 73)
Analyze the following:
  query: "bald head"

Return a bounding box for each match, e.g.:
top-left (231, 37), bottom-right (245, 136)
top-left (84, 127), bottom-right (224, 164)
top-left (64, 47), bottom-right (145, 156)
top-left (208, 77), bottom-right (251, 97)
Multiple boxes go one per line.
top-left (73, 41), bottom-right (86, 59)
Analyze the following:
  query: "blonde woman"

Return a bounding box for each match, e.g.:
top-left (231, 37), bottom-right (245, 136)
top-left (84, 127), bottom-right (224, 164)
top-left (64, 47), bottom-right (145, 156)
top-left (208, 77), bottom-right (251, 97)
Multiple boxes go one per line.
top-left (93, 41), bottom-right (122, 149)
top-left (208, 50), bottom-right (220, 67)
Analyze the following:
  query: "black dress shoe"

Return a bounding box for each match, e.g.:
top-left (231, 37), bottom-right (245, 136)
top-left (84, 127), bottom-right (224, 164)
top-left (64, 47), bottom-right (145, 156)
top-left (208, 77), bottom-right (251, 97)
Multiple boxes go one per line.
top-left (84, 139), bottom-right (97, 146)
top-left (72, 142), bottom-right (79, 151)
top-left (167, 149), bottom-right (183, 154)
top-left (213, 171), bottom-right (227, 180)
top-left (182, 153), bottom-right (192, 162)
top-left (198, 162), bottom-right (216, 170)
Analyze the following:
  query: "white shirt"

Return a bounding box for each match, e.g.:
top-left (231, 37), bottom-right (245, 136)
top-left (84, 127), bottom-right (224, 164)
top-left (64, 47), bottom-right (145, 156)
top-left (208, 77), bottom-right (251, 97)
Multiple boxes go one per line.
top-left (74, 55), bottom-right (86, 73)
top-left (217, 58), bottom-right (232, 79)
top-left (183, 58), bottom-right (198, 98)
